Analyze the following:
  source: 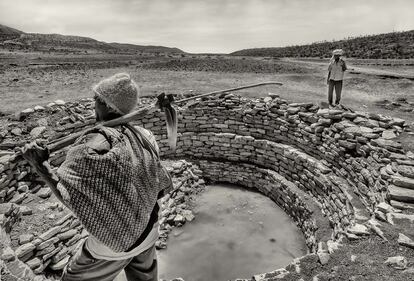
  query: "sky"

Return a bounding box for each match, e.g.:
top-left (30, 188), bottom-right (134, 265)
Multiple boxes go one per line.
top-left (0, 0), bottom-right (413, 53)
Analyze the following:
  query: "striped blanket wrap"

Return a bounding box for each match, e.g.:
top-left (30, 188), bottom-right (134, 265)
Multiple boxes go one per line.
top-left (56, 125), bottom-right (171, 252)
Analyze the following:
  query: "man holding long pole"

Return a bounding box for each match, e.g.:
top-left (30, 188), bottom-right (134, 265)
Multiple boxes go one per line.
top-left (21, 73), bottom-right (173, 281)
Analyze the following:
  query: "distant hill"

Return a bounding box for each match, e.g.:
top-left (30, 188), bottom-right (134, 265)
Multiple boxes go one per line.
top-left (0, 24), bottom-right (183, 54)
top-left (108, 42), bottom-right (183, 54)
top-left (0, 24), bottom-right (23, 41)
top-left (231, 30), bottom-right (414, 59)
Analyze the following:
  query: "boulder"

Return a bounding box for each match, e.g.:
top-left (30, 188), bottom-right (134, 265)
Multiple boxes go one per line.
top-left (30, 126), bottom-right (46, 138)
top-left (398, 233), bottom-right (414, 249)
top-left (37, 187), bottom-right (52, 199)
top-left (384, 256), bottom-right (407, 270)
top-left (19, 234), bottom-right (34, 244)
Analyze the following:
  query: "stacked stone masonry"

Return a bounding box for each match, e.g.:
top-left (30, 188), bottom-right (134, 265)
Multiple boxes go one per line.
top-left (0, 93), bottom-right (413, 279)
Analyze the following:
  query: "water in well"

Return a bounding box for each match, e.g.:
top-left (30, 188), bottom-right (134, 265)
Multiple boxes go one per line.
top-left (157, 183), bottom-right (307, 281)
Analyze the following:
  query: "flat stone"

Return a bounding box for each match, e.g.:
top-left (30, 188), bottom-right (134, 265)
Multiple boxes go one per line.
top-left (65, 233), bottom-right (82, 247)
top-left (54, 213), bottom-right (73, 226)
top-left (30, 126), bottom-right (46, 138)
top-left (26, 257), bottom-right (42, 269)
top-left (20, 206), bottom-right (32, 216)
top-left (34, 105), bottom-right (45, 111)
top-left (376, 202), bottom-right (394, 213)
top-left (389, 185), bottom-right (414, 203)
top-left (36, 237), bottom-right (59, 250)
top-left (181, 210), bottom-right (195, 222)
top-left (397, 165), bottom-right (414, 179)
top-left (17, 184), bottom-right (29, 193)
top-left (393, 176), bottom-right (414, 189)
top-left (343, 126), bottom-right (373, 136)
top-left (389, 118), bottom-right (405, 127)
top-left (390, 200), bottom-right (414, 211)
top-left (0, 203), bottom-right (15, 216)
top-left (382, 130), bottom-right (397, 139)
top-left (36, 244), bottom-right (56, 257)
top-left (51, 247), bottom-right (69, 263)
top-left (38, 225), bottom-right (62, 241)
top-left (15, 243), bottom-right (36, 258)
top-left (10, 128), bottom-right (22, 136)
top-left (19, 234), bottom-right (34, 244)
top-left (20, 108), bottom-right (35, 116)
top-left (42, 245), bottom-right (62, 261)
top-left (390, 213), bottom-right (414, 224)
top-left (347, 223), bottom-right (370, 236)
top-left (371, 138), bottom-right (402, 149)
top-left (317, 252), bottom-right (330, 265)
top-left (49, 255), bottom-right (70, 270)
top-left (0, 246), bottom-right (15, 261)
top-left (5, 259), bottom-right (35, 279)
top-left (398, 233), bottom-right (414, 249)
top-left (54, 100), bottom-right (66, 105)
top-left (385, 256), bottom-right (407, 270)
top-left (57, 229), bottom-right (78, 241)
top-left (37, 187), bottom-right (52, 199)
top-left (9, 192), bottom-right (27, 204)
top-left (173, 214), bottom-right (185, 225)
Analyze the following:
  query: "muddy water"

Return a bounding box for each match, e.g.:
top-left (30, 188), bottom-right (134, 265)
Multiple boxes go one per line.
top-left (157, 184), bottom-right (307, 281)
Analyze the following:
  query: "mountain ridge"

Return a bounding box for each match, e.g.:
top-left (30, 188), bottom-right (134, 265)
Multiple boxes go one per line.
top-left (231, 30), bottom-right (414, 59)
top-left (0, 24), bottom-right (184, 54)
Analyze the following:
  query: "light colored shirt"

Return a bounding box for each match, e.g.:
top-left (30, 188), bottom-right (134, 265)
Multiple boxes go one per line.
top-left (328, 59), bottom-right (347, 81)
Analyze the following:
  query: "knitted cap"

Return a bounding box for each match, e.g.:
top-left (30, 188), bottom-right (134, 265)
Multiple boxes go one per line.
top-left (93, 73), bottom-right (139, 115)
top-left (332, 49), bottom-right (343, 56)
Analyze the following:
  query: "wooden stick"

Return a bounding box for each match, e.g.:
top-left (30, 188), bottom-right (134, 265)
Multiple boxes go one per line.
top-left (46, 81), bottom-right (283, 153)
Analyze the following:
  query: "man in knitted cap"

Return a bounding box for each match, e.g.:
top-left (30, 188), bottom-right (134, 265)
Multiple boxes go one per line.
top-left (327, 49), bottom-right (347, 108)
top-left (21, 73), bottom-right (172, 281)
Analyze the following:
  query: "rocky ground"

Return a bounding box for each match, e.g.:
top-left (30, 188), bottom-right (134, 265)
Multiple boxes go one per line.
top-left (0, 52), bottom-right (414, 281)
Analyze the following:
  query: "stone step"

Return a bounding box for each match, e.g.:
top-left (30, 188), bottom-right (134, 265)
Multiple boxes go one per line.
top-left (389, 185), bottom-right (414, 203)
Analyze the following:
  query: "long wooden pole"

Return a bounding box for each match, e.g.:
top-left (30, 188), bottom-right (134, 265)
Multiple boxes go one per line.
top-left (46, 81), bottom-right (283, 153)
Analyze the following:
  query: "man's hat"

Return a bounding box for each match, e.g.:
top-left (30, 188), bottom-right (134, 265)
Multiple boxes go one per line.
top-left (92, 73), bottom-right (139, 115)
top-left (332, 49), bottom-right (344, 56)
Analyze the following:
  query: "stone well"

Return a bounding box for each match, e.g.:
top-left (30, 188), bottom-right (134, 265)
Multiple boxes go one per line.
top-left (0, 93), bottom-right (413, 280)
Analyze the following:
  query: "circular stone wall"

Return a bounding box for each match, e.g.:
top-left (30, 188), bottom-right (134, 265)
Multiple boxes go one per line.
top-left (0, 93), bottom-right (413, 280)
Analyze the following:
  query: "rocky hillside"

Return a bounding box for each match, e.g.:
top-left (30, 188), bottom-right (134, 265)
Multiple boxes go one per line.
top-left (0, 24), bottom-right (183, 54)
top-left (232, 30), bottom-right (414, 59)
top-left (0, 24), bottom-right (23, 41)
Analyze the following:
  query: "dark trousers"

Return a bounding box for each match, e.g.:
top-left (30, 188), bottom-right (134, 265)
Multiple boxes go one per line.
top-left (328, 80), bottom-right (343, 105)
top-left (61, 243), bottom-right (157, 281)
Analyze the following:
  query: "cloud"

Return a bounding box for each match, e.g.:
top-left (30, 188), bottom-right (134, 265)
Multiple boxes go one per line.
top-left (0, 0), bottom-right (413, 53)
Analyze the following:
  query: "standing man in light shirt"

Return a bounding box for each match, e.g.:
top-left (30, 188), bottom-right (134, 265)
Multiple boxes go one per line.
top-left (327, 49), bottom-right (347, 108)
